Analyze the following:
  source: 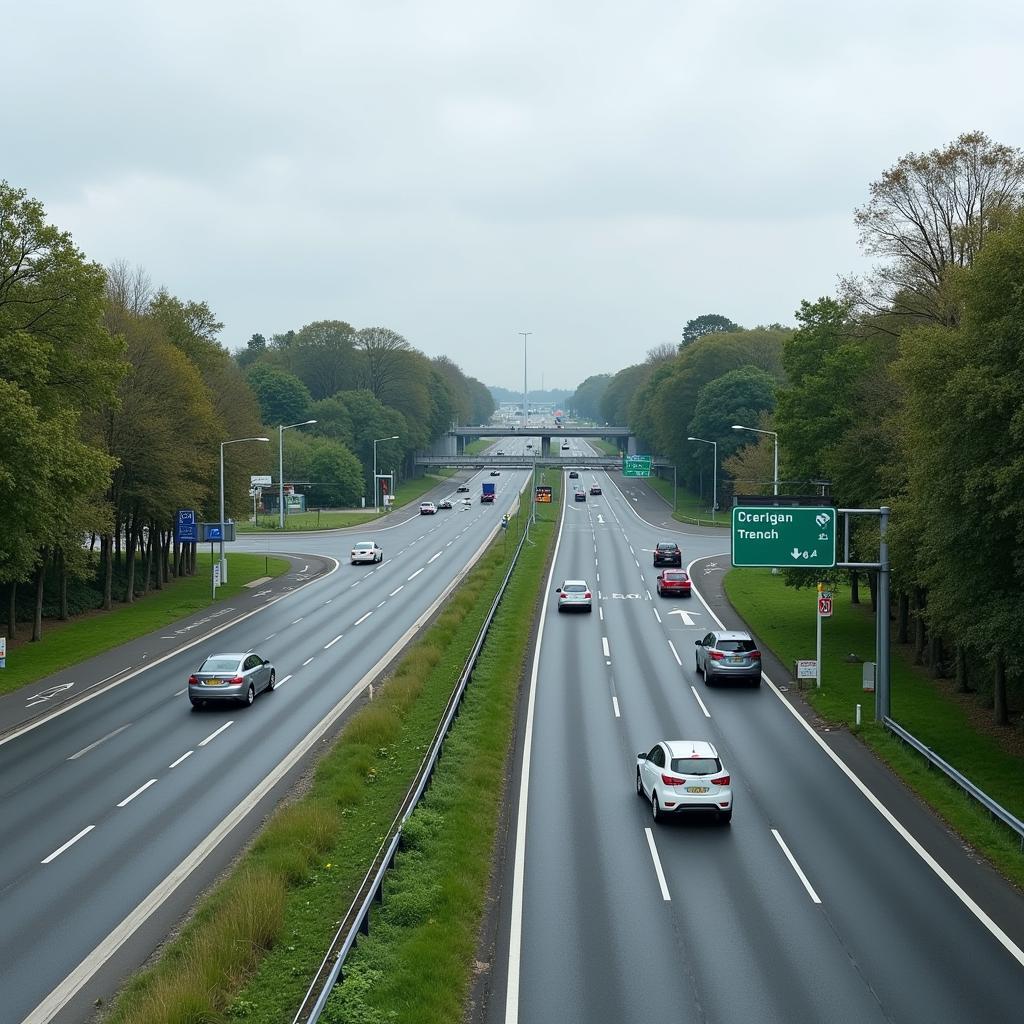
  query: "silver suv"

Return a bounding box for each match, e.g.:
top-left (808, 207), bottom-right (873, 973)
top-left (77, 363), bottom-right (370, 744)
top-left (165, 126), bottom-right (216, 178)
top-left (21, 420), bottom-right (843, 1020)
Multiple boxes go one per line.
top-left (695, 630), bottom-right (762, 686)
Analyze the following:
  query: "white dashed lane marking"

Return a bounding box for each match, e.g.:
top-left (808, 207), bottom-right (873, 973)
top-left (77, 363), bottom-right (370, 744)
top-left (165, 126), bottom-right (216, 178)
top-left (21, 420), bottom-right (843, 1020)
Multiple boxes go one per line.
top-left (42, 825), bottom-right (95, 864)
top-left (117, 779), bottom-right (157, 808)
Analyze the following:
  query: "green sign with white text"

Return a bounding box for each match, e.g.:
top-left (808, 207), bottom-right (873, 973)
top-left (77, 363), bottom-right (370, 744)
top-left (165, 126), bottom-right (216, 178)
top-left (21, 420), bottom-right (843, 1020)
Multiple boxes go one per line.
top-left (623, 455), bottom-right (652, 478)
top-left (731, 506), bottom-right (836, 568)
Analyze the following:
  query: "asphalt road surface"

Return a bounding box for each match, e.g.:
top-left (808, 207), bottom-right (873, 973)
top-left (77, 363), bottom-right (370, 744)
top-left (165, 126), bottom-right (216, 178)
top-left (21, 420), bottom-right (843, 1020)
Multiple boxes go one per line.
top-left (489, 440), bottom-right (1024, 1024)
top-left (0, 454), bottom-right (528, 1024)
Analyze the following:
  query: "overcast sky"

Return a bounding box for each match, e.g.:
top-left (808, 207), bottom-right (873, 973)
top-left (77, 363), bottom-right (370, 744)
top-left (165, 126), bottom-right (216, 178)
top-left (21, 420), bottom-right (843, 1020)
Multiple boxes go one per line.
top-left (5, 1), bottom-right (1021, 390)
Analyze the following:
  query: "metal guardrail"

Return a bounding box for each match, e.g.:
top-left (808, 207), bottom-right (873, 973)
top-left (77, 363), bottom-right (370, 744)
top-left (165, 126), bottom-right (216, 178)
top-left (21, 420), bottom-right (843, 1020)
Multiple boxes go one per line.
top-left (292, 494), bottom-right (534, 1023)
top-left (883, 716), bottom-right (1024, 849)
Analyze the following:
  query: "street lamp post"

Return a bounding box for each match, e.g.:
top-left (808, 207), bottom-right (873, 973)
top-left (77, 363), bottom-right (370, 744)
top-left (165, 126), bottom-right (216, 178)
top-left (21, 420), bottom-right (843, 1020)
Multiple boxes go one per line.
top-left (732, 424), bottom-right (779, 496)
top-left (220, 436), bottom-right (270, 583)
top-left (373, 435), bottom-right (400, 512)
top-left (520, 332), bottom-right (532, 428)
top-left (687, 436), bottom-right (718, 518)
top-left (279, 419), bottom-right (317, 530)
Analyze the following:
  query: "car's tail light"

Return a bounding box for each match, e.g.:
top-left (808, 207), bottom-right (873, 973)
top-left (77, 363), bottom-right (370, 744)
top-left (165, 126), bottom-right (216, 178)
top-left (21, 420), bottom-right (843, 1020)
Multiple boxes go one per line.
top-left (229, 675), bottom-right (244, 685)
top-left (661, 773), bottom-right (685, 786)
top-left (188, 675), bottom-right (199, 686)
top-left (559, 593), bottom-right (567, 600)
top-left (750, 650), bottom-right (761, 659)
top-left (711, 775), bottom-right (730, 786)
top-left (584, 592), bottom-right (591, 599)
top-left (709, 651), bottom-right (724, 660)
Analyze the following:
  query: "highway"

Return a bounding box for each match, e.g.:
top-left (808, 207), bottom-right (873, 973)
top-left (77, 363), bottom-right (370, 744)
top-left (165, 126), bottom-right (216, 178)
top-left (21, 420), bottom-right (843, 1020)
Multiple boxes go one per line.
top-left (491, 440), bottom-right (1024, 1023)
top-left (0, 455), bottom-right (528, 1024)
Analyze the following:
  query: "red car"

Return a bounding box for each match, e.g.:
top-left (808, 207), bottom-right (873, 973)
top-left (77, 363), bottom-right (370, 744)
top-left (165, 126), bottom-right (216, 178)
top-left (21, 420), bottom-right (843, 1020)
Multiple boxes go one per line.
top-left (657, 569), bottom-right (691, 598)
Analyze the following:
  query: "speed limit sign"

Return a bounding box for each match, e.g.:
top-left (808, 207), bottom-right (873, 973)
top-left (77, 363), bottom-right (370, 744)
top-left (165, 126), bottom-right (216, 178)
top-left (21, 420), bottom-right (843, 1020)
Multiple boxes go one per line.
top-left (818, 595), bottom-right (833, 617)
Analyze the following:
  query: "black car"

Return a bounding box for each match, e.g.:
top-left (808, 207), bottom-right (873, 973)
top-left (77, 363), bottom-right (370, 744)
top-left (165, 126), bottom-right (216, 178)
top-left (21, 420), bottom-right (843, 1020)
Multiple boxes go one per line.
top-left (653, 541), bottom-right (682, 567)
top-left (590, 485), bottom-right (602, 495)
top-left (574, 489), bottom-right (587, 502)
top-left (568, 471), bottom-right (579, 479)
top-left (490, 470), bottom-right (501, 476)
top-left (438, 499), bottom-right (453, 509)
top-left (457, 485), bottom-right (470, 493)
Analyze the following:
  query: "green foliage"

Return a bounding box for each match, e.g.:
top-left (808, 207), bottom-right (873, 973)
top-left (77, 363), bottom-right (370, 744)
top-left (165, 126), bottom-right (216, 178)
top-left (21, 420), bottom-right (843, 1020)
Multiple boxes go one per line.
top-left (570, 373), bottom-right (612, 420)
top-left (307, 437), bottom-right (364, 506)
top-left (682, 313), bottom-right (740, 346)
top-left (247, 363), bottom-right (313, 426)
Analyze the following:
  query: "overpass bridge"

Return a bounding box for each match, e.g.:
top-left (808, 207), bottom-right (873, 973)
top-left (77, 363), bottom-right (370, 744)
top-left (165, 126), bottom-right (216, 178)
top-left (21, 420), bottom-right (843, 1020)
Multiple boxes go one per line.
top-left (414, 454), bottom-right (672, 470)
top-left (449, 424), bottom-right (635, 457)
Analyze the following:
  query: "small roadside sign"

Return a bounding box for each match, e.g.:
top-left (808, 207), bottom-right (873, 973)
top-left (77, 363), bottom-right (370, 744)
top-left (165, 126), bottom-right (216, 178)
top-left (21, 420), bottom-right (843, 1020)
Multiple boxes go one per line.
top-left (535, 485), bottom-right (553, 503)
top-left (176, 509), bottom-right (198, 543)
top-left (818, 595), bottom-right (833, 617)
top-left (213, 562), bottom-right (221, 589)
top-left (796, 659), bottom-right (817, 679)
top-left (0, 634), bottom-right (6, 669)
top-left (251, 474), bottom-right (272, 488)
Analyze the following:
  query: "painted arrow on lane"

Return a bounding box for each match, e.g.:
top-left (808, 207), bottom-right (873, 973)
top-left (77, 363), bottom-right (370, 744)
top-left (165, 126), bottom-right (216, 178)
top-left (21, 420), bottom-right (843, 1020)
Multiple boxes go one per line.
top-left (667, 608), bottom-right (700, 627)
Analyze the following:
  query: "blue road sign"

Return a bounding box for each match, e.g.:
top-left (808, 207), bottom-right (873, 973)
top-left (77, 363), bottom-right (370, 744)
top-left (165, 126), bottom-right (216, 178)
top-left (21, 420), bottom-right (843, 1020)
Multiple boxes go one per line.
top-left (176, 509), bottom-right (198, 543)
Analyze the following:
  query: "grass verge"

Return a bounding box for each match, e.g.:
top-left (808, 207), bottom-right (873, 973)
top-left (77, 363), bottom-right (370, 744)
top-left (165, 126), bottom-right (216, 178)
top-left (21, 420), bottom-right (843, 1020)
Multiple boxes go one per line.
top-left (238, 473), bottom-right (458, 532)
top-left (0, 552), bottom-right (289, 696)
top-left (646, 475), bottom-right (726, 526)
top-left (725, 568), bottom-right (1024, 888)
top-left (103, 480), bottom-right (557, 1024)
top-left (462, 438), bottom-right (492, 456)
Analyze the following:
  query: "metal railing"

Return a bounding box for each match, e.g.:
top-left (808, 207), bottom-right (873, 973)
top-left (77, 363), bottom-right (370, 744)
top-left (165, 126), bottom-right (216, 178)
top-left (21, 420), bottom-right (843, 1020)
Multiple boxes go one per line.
top-left (883, 716), bottom-right (1024, 849)
top-left (292, 493), bottom-right (534, 1023)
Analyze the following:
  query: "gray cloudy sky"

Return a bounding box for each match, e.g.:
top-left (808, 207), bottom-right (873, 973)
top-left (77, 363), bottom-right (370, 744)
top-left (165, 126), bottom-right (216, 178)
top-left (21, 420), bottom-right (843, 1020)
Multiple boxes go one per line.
top-left (5, 1), bottom-right (1021, 390)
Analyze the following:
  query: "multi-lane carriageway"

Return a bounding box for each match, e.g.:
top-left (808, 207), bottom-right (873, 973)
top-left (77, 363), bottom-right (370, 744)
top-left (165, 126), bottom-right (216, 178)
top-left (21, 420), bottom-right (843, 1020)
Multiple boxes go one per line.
top-left (2, 433), bottom-right (1023, 1023)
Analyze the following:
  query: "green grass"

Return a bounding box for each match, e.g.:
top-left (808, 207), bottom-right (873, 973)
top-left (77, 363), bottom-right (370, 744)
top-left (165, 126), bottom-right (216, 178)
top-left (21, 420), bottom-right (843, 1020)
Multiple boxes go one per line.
top-left (589, 438), bottom-right (622, 456)
top-left (103, 480), bottom-right (554, 1024)
top-left (237, 473), bottom-right (458, 532)
top-left (462, 438), bottom-right (492, 456)
top-left (646, 475), bottom-right (726, 526)
top-left (725, 568), bottom-right (1024, 886)
top-left (0, 552), bottom-right (289, 697)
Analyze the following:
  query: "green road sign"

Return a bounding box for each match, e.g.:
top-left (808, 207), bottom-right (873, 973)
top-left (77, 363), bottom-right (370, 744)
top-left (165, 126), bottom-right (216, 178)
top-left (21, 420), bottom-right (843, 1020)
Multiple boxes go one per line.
top-left (623, 455), bottom-right (652, 478)
top-left (731, 506), bottom-right (836, 568)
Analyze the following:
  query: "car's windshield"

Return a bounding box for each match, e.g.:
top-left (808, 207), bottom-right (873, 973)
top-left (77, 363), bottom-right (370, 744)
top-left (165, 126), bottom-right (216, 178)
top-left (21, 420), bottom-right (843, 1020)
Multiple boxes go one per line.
top-left (200, 657), bottom-right (240, 673)
top-left (670, 757), bottom-right (721, 775)
top-left (717, 639), bottom-right (756, 653)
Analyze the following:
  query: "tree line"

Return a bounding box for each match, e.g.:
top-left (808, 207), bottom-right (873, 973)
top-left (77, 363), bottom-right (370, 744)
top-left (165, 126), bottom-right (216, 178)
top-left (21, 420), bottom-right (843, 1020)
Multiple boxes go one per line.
top-left (0, 183), bottom-right (493, 641)
top-left (571, 131), bottom-right (1024, 725)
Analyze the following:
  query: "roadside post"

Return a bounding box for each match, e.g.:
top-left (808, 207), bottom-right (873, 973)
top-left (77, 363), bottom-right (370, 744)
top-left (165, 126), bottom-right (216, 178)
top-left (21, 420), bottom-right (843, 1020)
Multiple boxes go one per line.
top-left (816, 584), bottom-right (833, 688)
top-left (0, 634), bottom-right (6, 670)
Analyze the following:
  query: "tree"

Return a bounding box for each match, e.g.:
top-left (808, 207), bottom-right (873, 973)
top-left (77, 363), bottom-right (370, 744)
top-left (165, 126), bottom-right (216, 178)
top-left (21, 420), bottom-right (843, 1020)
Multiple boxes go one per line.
top-left (354, 326), bottom-right (411, 403)
top-left (236, 332), bottom-right (267, 369)
top-left (570, 374), bottom-right (611, 420)
top-left (682, 314), bottom-right (740, 347)
top-left (307, 438), bottom-right (364, 507)
top-left (275, 320), bottom-right (358, 400)
top-left (847, 131), bottom-right (1024, 330)
top-left (246, 363), bottom-right (313, 426)
top-left (689, 366), bottom-right (776, 459)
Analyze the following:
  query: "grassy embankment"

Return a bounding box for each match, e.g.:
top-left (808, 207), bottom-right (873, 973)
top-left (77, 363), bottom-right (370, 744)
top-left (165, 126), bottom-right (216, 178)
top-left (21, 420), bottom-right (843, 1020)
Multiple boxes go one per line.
top-left (104, 479), bottom-right (559, 1024)
top-left (462, 438), bottom-right (492, 456)
top-left (0, 552), bottom-right (289, 697)
top-left (645, 474), bottom-right (726, 526)
top-left (726, 568), bottom-right (1024, 888)
top-left (237, 471), bottom-right (457, 532)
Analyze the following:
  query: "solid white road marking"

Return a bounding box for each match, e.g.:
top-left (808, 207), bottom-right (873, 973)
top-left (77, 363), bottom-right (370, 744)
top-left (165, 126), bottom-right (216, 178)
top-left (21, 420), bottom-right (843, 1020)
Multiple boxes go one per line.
top-left (602, 637), bottom-right (610, 658)
top-left (428, 551), bottom-right (442, 563)
top-left (612, 696), bottom-right (620, 718)
top-left (668, 640), bottom-right (681, 666)
top-left (42, 825), bottom-right (95, 864)
top-left (117, 779), bottom-right (157, 808)
top-left (354, 611), bottom-right (373, 625)
top-left (169, 751), bottom-right (193, 769)
top-left (302, 657), bottom-right (314, 667)
top-left (772, 829), bottom-right (822, 904)
top-left (67, 723), bottom-right (132, 760)
top-left (389, 586), bottom-right (404, 597)
top-left (324, 635), bottom-right (344, 649)
top-left (198, 721), bottom-right (233, 747)
top-left (645, 828), bottom-right (672, 901)
top-left (690, 686), bottom-right (711, 718)
top-left (408, 568), bottom-right (424, 580)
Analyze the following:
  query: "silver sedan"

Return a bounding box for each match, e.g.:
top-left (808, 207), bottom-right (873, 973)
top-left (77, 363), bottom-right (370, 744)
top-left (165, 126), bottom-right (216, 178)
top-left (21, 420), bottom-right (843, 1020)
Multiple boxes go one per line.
top-left (189, 652), bottom-right (275, 708)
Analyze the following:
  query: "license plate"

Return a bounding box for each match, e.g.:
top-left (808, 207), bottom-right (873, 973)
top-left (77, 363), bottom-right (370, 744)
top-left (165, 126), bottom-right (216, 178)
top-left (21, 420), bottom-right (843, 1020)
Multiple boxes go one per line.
top-left (204, 679), bottom-right (226, 686)
top-left (728, 656), bottom-right (743, 664)
top-left (686, 786), bottom-right (709, 794)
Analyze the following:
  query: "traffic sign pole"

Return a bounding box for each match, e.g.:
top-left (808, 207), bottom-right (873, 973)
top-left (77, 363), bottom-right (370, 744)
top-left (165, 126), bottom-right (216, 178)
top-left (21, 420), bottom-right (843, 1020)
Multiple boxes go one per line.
top-left (816, 584), bottom-right (823, 688)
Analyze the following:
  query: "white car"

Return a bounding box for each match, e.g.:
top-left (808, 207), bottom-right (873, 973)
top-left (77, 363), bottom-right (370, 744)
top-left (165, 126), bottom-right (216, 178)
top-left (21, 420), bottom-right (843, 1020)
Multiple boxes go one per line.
top-left (419, 501), bottom-right (437, 515)
top-left (350, 540), bottom-right (383, 564)
top-left (460, 497), bottom-right (472, 509)
top-left (636, 739), bottom-right (733, 824)
top-left (555, 579), bottom-right (592, 613)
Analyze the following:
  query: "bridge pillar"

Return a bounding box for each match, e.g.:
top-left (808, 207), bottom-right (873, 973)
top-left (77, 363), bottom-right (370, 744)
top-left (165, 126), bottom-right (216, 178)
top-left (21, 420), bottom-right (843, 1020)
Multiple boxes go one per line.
top-left (541, 435), bottom-right (551, 456)
top-left (627, 435), bottom-right (637, 456)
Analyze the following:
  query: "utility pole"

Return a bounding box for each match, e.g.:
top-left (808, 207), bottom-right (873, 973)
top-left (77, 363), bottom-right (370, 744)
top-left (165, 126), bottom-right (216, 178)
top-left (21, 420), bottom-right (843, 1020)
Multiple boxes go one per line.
top-left (520, 332), bottom-right (532, 427)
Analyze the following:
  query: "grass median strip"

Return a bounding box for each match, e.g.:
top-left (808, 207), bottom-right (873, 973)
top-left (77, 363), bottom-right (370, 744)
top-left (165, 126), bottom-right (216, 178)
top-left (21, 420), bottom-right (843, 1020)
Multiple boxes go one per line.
top-left (725, 567), bottom-right (1024, 888)
top-left (103, 488), bottom-right (552, 1023)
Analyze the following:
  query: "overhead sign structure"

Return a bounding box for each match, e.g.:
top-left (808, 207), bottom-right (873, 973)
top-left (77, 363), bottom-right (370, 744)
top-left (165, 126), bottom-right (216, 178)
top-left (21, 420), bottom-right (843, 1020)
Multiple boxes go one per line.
top-left (176, 509), bottom-right (198, 544)
top-left (623, 455), bottom-right (652, 478)
top-left (731, 506), bottom-right (836, 568)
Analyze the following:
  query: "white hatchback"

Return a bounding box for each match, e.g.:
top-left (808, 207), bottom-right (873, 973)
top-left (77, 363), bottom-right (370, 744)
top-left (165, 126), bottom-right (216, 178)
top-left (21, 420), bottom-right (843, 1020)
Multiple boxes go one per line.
top-left (419, 501), bottom-right (437, 515)
top-left (555, 579), bottom-right (592, 613)
top-left (350, 540), bottom-right (383, 564)
top-left (636, 739), bottom-right (733, 824)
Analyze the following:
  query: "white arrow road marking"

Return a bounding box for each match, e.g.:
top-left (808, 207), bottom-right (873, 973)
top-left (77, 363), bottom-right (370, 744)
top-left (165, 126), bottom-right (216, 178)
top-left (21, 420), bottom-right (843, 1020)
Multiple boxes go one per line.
top-left (596, 513), bottom-right (605, 524)
top-left (25, 682), bottom-right (75, 708)
top-left (667, 608), bottom-right (699, 626)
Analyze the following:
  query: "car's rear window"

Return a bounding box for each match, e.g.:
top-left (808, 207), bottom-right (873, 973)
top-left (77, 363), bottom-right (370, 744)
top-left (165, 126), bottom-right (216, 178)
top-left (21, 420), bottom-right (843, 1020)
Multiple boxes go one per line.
top-left (201, 657), bottom-right (240, 673)
top-left (670, 757), bottom-right (721, 775)
top-left (354, 542), bottom-right (373, 549)
top-left (657, 543), bottom-right (678, 551)
top-left (564, 584), bottom-right (587, 593)
top-left (663, 571), bottom-right (688, 581)
top-left (717, 639), bottom-right (757, 653)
